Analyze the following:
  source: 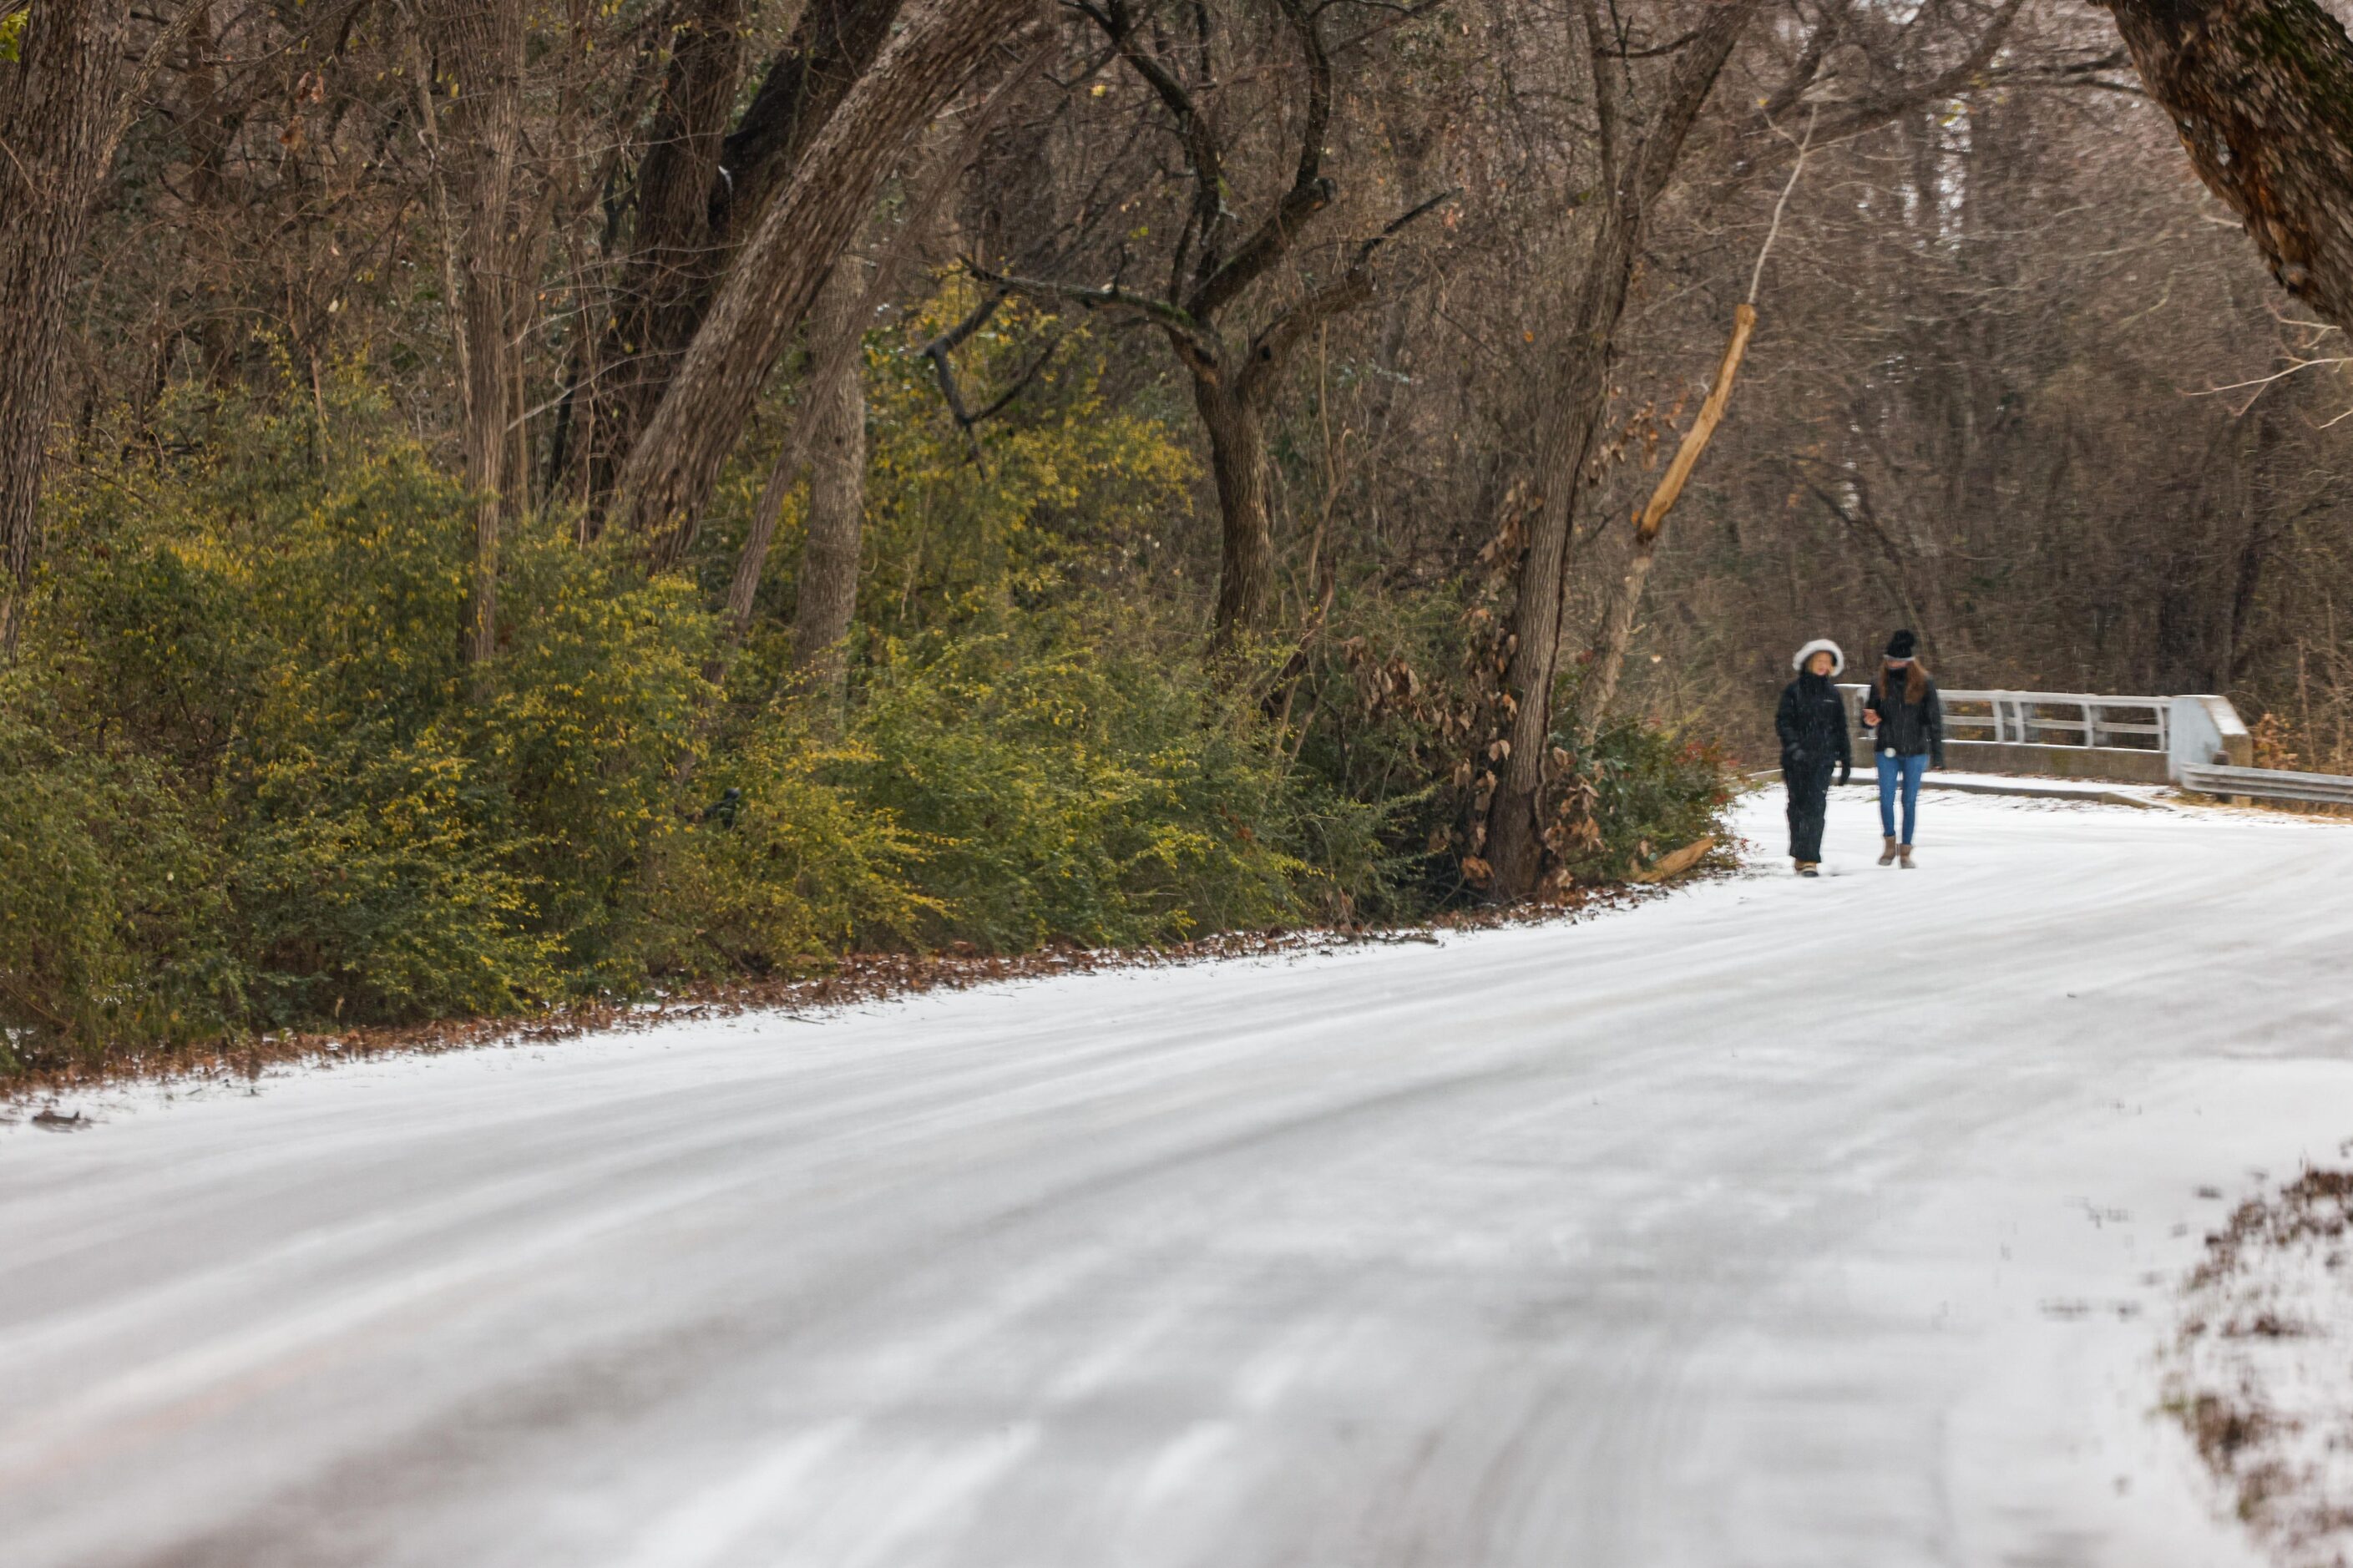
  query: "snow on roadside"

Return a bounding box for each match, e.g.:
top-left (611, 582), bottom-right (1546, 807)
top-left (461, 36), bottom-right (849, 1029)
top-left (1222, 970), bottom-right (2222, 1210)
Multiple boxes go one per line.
top-left (2170, 1164), bottom-right (2353, 1565)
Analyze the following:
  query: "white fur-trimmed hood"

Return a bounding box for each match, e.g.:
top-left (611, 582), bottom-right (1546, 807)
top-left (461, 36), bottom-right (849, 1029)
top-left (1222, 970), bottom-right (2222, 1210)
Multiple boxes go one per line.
top-left (1790, 639), bottom-right (1845, 676)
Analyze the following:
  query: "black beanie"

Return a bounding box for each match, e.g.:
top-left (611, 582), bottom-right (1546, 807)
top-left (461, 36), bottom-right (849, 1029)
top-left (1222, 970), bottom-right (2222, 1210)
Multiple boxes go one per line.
top-left (1885, 630), bottom-right (1918, 660)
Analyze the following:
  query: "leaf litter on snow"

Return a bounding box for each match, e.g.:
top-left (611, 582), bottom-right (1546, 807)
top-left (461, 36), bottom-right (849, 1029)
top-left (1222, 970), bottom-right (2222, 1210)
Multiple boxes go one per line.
top-left (2168, 1165), bottom-right (2353, 1562)
top-left (4, 883), bottom-right (1675, 1109)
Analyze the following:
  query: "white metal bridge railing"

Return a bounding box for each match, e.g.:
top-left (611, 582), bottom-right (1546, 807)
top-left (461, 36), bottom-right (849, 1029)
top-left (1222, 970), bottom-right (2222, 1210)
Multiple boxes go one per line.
top-left (1835, 686), bottom-right (2172, 757)
top-left (1939, 690), bottom-right (2171, 753)
top-left (1825, 684), bottom-right (2353, 806)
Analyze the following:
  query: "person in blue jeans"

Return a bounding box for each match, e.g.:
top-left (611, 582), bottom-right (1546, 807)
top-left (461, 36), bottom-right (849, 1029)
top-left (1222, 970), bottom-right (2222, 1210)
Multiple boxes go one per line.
top-left (1860, 630), bottom-right (1944, 867)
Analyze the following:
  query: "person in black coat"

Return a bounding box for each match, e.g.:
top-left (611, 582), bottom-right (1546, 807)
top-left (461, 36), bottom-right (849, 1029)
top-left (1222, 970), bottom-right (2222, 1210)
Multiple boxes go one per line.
top-left (1776, 639), bottom-right (1852, 876)
top-left (1860, 629), bottom-right (1944, 867)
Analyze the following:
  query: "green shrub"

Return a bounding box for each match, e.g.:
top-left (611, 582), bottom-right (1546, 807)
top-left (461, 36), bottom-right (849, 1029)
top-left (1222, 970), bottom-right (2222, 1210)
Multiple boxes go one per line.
top-left (847, 624), bottom-right (1311, 949)
top-left (229, 724), bottom-right (552, 1024)
top-left (648, 722), bottom-right (940, 975)
top-left (0, 365), bottom-right (1740, 1080)
top-left (0, 706), bottom-right (235, 1070)
top-left (1551, 718), bottom-right (1738, 883)
top-left (477, 522), bottom-right (714, 981)
top-left (16, 386), bottom-right (716, 1040)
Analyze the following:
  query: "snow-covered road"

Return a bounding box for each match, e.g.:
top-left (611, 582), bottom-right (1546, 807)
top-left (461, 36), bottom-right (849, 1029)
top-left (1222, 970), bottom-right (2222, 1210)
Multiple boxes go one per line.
top-left (8, 788), bottom-right (2353, 1567)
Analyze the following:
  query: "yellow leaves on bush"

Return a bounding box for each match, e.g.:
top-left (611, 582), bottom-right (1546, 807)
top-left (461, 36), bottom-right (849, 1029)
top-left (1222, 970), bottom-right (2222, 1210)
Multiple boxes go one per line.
top-left (652, 726), bottom-right (939, 976)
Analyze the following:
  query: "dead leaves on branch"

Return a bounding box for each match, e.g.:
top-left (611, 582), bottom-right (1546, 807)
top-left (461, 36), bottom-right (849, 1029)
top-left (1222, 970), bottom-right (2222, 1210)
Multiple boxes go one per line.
top-left (1339, 482), bottom-right (1612, 894)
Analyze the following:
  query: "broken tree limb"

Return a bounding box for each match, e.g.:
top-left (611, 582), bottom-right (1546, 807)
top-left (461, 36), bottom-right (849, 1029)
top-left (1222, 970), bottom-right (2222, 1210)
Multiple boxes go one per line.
top-left (1576, 301), bottom-right (1758, 746)
top-left (1628, 833), bottom-right (1717, 884)
top-left (1572, 104), bottom-right (1808, 748)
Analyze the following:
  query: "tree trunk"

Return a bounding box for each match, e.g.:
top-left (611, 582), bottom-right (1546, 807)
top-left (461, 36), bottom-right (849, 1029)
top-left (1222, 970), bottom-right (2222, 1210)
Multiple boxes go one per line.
top-left (0, 0), bottom-right (130, 653)
top-left (1578, 302), bottom-right (1758, 743)
top-left (1480, 0), bottom-right (1758, 901)
top-left (576, 0), bottom-right (752, 507)
top-left (1480, 200), bottom-right (1643, 900)
top-left (717, 0), bottom-right (906, 243)
top-left (787, 260), bottom-right (870, 703)
top-left (612, 0), bottom-right (1035, 569)
top-left (2100, 0), bottom-right (2353, 334)
top-left (1194, 378), bottom-right (1275, 643)
top-left (422, 0), bottom-right (528, 666)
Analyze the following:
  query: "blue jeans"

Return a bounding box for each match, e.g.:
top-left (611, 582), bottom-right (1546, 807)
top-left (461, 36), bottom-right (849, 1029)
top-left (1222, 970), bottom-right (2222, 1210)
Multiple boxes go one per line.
top-left (1876, 751), bottom-right (1927, 843)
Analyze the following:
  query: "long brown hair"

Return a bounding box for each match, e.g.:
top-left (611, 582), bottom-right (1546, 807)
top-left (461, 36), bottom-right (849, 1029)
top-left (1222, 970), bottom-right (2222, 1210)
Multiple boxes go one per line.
top-left (1875, 661), bottom-right (1929, 703)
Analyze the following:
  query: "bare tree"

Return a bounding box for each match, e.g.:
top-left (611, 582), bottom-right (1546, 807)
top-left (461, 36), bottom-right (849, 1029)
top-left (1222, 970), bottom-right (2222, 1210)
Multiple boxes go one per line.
top-left (974, 0), bottom-right (1453, 645)
top-left (409, 0), bottom-right (529, 665)
top-left (787, 259), bottom-right (871, 702)
top-left (1477, 0), bottom-right (1761, 902)
top-left (562, 0), bottom-right (908, 512)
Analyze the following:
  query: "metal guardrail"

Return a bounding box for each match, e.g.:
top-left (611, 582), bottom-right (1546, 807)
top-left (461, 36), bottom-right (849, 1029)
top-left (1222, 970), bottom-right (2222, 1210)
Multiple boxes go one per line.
top-left (2178, 763), bottom-right (2353, 807)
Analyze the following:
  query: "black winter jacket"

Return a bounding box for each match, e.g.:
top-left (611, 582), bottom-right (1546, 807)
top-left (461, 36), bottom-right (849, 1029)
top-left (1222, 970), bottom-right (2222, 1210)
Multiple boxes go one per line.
top-left (1865, 668), bottom-right (1946, 767)
top-left (1776, 672), bottom-right (1853, 776)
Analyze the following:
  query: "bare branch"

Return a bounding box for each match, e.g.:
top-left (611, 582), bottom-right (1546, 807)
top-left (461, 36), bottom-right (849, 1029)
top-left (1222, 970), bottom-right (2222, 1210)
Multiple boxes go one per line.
top-left (920, 292), bottom-right (1004, 463)
top-left (1237, 188), bottom-right (1457, 402)
top-left (1751, 0), bottom-right (2027, 167)
top-left (102, 0), bottom-right (211, 166)
top-left (1602, 26), bottom-right (1700, 60)
top-left (965, 259), bottom-right (1221, 359)
top-left (1070, 0), bottom-right (1230, 276)
top-left (1748, 108), bottom-right (1814, 306)
top-left (1185, 0), bottom-right (1337, 321)
top-left (1761, 0), bottom-right (1853, 121)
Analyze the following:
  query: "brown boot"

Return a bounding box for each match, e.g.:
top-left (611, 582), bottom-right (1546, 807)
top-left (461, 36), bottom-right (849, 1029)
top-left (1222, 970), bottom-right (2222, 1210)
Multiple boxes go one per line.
top-left (1898, 843), bottom-right (1916, 868)
top-left (1794, 860), bottom-right (1819, 878)
top-left (1878, 836), bottom-right (1898, 866)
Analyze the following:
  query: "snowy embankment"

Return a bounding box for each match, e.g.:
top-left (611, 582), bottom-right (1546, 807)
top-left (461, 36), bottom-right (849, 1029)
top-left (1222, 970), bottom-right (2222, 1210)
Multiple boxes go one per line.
top-left (5, 788), bottom-right (2353, 1567)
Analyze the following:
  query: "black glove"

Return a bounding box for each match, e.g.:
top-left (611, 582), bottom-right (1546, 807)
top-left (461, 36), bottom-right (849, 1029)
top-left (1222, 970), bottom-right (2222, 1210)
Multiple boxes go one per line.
top-left (1839, 766), bottom-right (1852, 787)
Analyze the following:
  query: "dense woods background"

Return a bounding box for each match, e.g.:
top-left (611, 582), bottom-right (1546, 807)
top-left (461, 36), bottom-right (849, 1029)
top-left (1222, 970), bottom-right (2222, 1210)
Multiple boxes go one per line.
top-left (7, 0), bottom-right (2353, 1072)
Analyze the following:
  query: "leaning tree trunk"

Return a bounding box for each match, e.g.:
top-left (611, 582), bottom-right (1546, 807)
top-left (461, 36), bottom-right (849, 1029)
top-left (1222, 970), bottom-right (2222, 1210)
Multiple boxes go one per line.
top-left (611, 0), bottom-right (1031, 567)
top-left (565, 0), bottom-right (903, 512)
top-left (2100, 0), bottom-right (2353, 334)
top-left (788, 260), bottom-right (871, 704)
top-left (717, 109), bottom-right (987, 671)
top-left (0, 0), bottom-right (130, 654)
top-left (1479, 0), bottom-right (1759, 902)
top-left (1193, 377), bottom-right (1276, 643)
